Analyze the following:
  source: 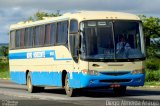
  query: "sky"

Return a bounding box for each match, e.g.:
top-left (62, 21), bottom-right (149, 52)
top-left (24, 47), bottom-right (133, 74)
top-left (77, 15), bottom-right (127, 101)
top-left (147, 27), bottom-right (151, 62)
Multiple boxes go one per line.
top-left (0, 0), bottom-right (160, 43)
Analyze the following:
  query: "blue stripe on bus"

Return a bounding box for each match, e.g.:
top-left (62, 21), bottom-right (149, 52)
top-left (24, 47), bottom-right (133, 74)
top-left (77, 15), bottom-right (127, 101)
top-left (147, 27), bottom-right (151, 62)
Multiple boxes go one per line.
top-left (9, 52), bottom-right (27, 59)
top-left (10, 71), bottom-right (145, 88)
top-left (11, 71), bottom-right (145, 88)
top-left (31, 72), bottom-right (62, 86)
top-left (10, 71), bottom-right (62, 86)
top-left (10, 71), bottom-right (26, 84)
top-left (68, 72), bottom-right (145, 88)
top-left (9, 50), bottom-right (72, 60)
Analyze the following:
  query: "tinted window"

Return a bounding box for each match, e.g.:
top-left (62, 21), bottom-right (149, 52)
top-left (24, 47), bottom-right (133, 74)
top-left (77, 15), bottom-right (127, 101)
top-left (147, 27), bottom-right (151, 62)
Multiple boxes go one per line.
top-left (25, 28), bottom-right (33, 47)
top-left (40, 25), bottom-right (45, 46)
top-left (45, 23), bottom-right (56, 45)
top-left (15, 30), bottom-right (21, 48)
top-left (45, 24), bottom-right (51, 45)
top-left (35, 25), bottom-right (45, 46)
top-left (20, 29), bottom-right (25, 48)
top-left (70, 20), bottom-right (78, 33)
top-left (10, 31), bottom-right (16, 49)
top-left (57, 21), bottom-right (68, 44)
top-left (50, 23), bottom-right (56, 45)
top-left (81, 20), bottom-right (144, 60)
top-left (35, 26), bottom-right (40, 46)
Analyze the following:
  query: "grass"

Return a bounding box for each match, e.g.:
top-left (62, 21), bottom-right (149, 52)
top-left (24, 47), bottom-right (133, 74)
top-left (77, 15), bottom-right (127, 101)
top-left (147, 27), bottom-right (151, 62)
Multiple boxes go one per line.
top-left (145, 81), bottom-right (160, 86)
top-left (0, 69), bottom-right (9, 79)
top-left (0, 61), bottom-right (9, 79)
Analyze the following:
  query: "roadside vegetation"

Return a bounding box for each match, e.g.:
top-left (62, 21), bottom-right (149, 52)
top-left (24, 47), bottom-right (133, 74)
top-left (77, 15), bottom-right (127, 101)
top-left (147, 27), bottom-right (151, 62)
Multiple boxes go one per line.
top-left (0, 61), bottom-right (9, 79)
top-left (145, 58), bottom-right (160, 84)
top-left (0, 45), bottom-right (9, 78)
top-left (144, 57), bottom-right (160, 86)
top-left (139, 15), bottom-right (160, 86)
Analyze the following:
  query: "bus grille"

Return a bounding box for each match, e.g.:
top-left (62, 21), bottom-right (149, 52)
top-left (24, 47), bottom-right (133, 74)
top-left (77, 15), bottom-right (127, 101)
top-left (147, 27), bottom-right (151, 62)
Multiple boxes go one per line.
top-left (99, 79), bottom-right (131, 83)
top-left (100, 71), bottom-right (130, 76)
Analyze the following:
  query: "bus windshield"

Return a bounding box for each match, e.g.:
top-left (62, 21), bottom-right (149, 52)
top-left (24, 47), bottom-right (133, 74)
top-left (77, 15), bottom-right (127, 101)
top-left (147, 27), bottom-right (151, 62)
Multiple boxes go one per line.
top-left (81, 20), bottom-right (145, 61)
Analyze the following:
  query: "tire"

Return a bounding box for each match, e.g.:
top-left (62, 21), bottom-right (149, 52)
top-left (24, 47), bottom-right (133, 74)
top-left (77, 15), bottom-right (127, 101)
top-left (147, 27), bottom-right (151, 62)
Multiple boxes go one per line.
top-left (113, 86), bottom-right (126, 96)
top-left (64, 75), bottom-right (76, 97)
top-left (36, 87), bottom-right (45, 92)
top-left (27, 72), bottom-right (37, 93)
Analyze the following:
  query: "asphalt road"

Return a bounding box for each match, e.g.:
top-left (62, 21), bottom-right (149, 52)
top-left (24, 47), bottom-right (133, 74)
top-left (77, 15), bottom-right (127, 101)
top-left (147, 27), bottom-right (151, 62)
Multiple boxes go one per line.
top-left (0, 79), bottom-right (160, 106)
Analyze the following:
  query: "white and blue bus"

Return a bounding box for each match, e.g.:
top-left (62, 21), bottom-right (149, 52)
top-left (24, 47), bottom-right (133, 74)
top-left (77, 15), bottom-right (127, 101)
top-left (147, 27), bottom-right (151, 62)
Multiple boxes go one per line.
top-left (9, 11), bottom-right (146, 97)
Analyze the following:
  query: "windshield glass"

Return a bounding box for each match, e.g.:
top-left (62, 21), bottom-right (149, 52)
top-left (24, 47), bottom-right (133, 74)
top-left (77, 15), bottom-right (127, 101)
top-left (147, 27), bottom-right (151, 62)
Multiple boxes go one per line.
top-left (80, 20), bottom-right (145, 60)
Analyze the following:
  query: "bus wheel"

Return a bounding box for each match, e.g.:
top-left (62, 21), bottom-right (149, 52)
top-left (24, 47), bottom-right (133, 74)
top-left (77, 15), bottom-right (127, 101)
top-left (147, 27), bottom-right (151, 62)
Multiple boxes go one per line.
top-left (27, 73), bottom-right (36, 93)
top-left (36, 87), bottom-right (44, 92)
top-left (65, 75), bottom-right (76, 97)
top-left (113, 86), bottom-right (126, 96)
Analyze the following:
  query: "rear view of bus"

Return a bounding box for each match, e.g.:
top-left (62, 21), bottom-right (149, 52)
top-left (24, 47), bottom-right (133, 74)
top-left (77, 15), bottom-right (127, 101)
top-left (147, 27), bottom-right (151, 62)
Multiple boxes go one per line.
top-left (9, 11), bottom-right (146, 97)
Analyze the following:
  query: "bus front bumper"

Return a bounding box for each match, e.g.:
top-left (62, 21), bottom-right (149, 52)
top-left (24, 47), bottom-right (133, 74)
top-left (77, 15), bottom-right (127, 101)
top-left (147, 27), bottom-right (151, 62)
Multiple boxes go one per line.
top-left (68, 72), bottom-right (145, 88)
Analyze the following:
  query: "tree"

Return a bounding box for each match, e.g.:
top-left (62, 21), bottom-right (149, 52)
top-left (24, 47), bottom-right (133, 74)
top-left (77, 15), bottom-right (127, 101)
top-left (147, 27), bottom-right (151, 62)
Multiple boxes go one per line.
top-left (28, 10), bottom-right (62, 21)
top-left (28, 16), bottom-right (34, 21)
top-left (139, 15), bottom-right (160, 58)
top-left (0, 46), bottom-right (8, 58)
top-left (139, 15), bottom-right (160, 38)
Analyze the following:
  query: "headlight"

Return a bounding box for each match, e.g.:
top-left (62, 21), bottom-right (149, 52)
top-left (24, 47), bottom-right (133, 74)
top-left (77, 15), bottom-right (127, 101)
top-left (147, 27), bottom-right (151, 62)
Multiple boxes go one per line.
top-left (82, 69), bottom-right (99, 75)
top-left (132, 68), bottom-right (145, 74)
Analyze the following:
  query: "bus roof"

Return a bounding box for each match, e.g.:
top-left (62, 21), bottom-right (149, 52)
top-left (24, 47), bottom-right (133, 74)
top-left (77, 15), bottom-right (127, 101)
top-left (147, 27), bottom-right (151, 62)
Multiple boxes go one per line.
top-left (10, 11), bottom-right (140, 30)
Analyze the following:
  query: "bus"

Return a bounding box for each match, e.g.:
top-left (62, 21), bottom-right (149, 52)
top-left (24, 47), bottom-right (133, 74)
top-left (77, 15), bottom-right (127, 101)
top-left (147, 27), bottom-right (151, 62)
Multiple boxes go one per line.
top-left (9, 11), bottom-right (146, 97)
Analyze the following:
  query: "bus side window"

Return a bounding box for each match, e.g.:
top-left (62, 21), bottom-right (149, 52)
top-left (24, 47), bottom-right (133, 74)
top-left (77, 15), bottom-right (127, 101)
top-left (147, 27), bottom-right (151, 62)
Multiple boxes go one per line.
top-left (25, 28), bottom-right (29, 48)
top-left (69, 19), bottom-right (79, 62)
top-left (20, 29), bottom-right (25, 48)
top-left (39, 25), bottom-right (45, 46)
top-left (15, 30), bottom-right (21, 48)
top-left (35, 26), bottom-right (40, 46)
top-left (57, 21), bottom-right (68, 44)
top-left (69, 34), bottom-right (79, 62)
top-left (25, 28), bottom-right (33, 48)
top-left (45, 24), bottom-right (51, 45)
top-left (70, 20), bottom-right (78, 33)
top-left (10, 31), bottom-right (16, 49)
top-left (45, 23), bottom-right (56, 46)
top-left (34, 25), bottom-right (45, 47)
top-left (50, 23), bottom-right (56, 45)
